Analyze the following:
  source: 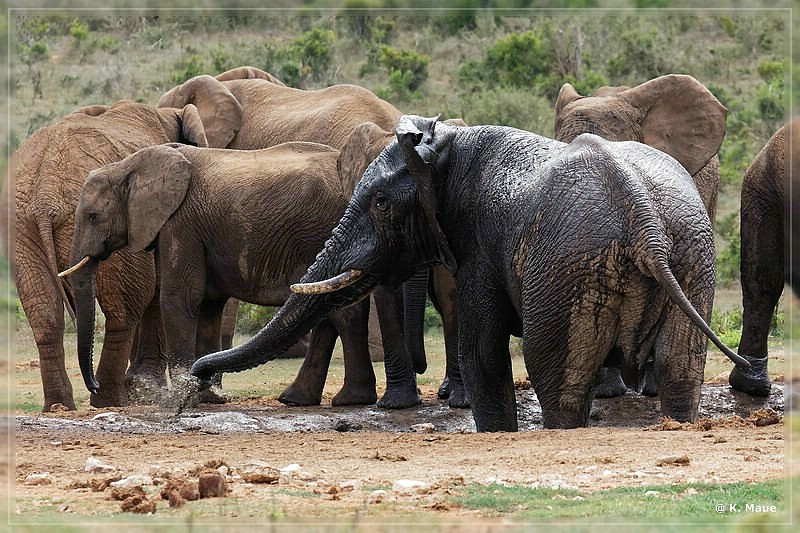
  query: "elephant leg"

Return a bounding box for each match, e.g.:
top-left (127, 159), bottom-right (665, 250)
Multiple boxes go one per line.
top-left (195, 300), bottom-right (228, 404)
top-left (373, 285), bottom-right (420, 409)
top-left (17, 267), bottom-right (75, 411)
top-left (640, 357), bottom-right (658, 397)
top-left (330, 298), bottom-right (380, 407)
top-left (653, 302), bottom-right (708, 422)
top-left (731, 194), bottom-right (782, 396)
top-left (525, 290), bottom-right (617, 430)
top-left (278, 319), bottom-right (338, 406)
top-left (125, 294), bottom-right (167, 405)
top-left (430, 266), bottom-right (466, 407)
top-left (594, 347), bottom-right (628, 398)
top-left (459, 285), bottom-right (517, 431)
top-left (220, 298), bottom-right (239, 350)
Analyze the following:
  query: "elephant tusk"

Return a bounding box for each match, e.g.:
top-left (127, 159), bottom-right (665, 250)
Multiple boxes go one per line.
top-left (290, 269), bottom-right (365, 295)
top-left (58, 256), bottom-right (91, 277)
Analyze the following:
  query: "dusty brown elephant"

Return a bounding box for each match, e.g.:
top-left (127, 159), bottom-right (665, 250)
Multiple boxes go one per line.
top-left (159, 73), bottom-right (429, 408)
top-left (729, 118), bottom-right (796, 396)
top-left (15, 66), bottom-right (283, 411)
top-left (65, 140), bottom-right (420, 407)
top-left (554, 73), bottom-right (727, 398)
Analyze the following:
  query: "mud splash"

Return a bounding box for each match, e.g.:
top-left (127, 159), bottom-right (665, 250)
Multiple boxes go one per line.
top-left (15, 382), bottom-right (786, 435)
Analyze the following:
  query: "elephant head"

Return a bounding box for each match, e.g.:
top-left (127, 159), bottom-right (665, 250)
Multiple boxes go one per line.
top-left (63, 145), bottom-right (192, 393)
top-left (190, 116), bottom-right (460, 384)
top-left (554, 74), bottom-right (727, 179)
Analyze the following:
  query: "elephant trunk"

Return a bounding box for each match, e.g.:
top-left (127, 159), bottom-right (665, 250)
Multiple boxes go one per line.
top-left (402, 269), bottom-right (429, 374)
top-left (191, 227), bottom-right (378, 383)
top-left (72, 257), bottom-right (100, 393)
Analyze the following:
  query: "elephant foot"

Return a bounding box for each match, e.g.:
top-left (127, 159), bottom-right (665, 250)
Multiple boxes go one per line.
top-left (278, 382), bottom-right (323, 406)
top-left (377, 381), bottom-right (421, 409)
top-left (90, 387), bottom-right (128, 408)
top-left (331, 382), bottom-right (378, 406)
top-left (593, 367), bottom-right (628, 398)
top-left (447, 385), bottom-right (470, 408)
top-left (729, 355), bottom-right (772, 397)
top-left (437, 377), bottom-right (450, 399)
top-left (125, 375), bottom-right (166, 405)
top-left (197, 386), bottom-right (229, 404)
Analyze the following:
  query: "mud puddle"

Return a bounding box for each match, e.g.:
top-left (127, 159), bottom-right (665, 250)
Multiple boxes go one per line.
top-left (15, 382), bottom-right (786, 436)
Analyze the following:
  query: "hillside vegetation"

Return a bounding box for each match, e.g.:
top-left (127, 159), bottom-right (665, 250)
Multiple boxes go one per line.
top-left (7, 9), bottom-right (789, 336)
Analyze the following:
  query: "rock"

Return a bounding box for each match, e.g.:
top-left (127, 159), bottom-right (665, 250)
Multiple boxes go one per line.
top-left (685, 487), bottom-right (699, 495)
top-left (110, 486), bottom-right (146, 501)
top-left (392, 479), bottom-right (427, 492)
top-left (24, 472), bottom-right (52, 485)
top-left (85, 457), bottom-right (115, 473)
top-left (216, 465), bottom-right (228, 477)
top-left (645, 490), bottom-right (660, 497)
top-left (410, 423), bottom-right (436, 433)
top-left (655, 455), bottom-right (691, 466)
top-left (334, 419), bottom-right (362, 432)
top-left (92, 412), bottom-right (119, 422)
top-left (368, 489), bottom-right (387, 504)
top-left (110, 474), bottom-right (153, 488)
top-left (180, 481), bottom-right (200, 501)
top-left (280, 463), bottom-right (302, 473)
top-left (240, 462), bottom-right (280, 484)
top-left (199, 472), bottom-right (227, 498)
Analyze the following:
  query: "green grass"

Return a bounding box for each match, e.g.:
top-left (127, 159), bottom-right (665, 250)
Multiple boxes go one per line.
top-left (453, 479), bottom-right (789, 523)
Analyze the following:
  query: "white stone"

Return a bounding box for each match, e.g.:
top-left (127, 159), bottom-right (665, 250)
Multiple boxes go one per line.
top-left (24, 472), bottom-right (52, 485)
top-left (392, 479), bottom-right (427, 491)
top-left (84, 456), bottom-right (115, 473)
top-left (368, 489), bottom-right (387, 504)
top-left (110, 474), bottom-right (153, 488)
top-left (280, 463), bottom-right (302, 473)
top-left (410, 423), bottom-right (436, 433)
top-left (645, 490), bottom-right (660, 497)
top-left (685, 488), bottom-right (698, 495)
top-left (216, 465), bottom-right (228, 477)
top-left (92, 412), bottom-right (119, 422)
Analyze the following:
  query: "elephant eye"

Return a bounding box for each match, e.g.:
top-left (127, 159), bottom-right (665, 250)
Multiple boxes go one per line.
top-left (88, 213), bottom-right (98, 223)
top-left (374, 194), bottom-right (389, 213)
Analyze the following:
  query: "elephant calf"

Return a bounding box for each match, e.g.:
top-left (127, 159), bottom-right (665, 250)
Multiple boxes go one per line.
top-left (65, 140), bottom-right (408, 407)
top-left (192, 116), bottom-right (752, 432)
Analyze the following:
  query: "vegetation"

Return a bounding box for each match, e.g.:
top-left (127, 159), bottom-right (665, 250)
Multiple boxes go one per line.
top-left (7, 7), bottom-right (790, 335)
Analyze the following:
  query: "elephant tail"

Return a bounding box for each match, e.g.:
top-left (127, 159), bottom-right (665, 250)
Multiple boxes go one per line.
top-left (645, 253), bottom-right (751, 370)
top-left (38, 216), bottom-right (76, 321)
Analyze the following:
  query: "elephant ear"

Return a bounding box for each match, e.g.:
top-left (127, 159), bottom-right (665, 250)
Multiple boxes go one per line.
top-left (396, 115), bottom-right (457, 274)
top-left (157, 74), bottom-right (244, 148)
top-left (337, 122), bottom-right (395, 196)
top-left (70, 104), bottom-right (109, 117)
top-left (215, 66), bottom-right (286, 86)
top-left (622, 74), bottom-right (727, 176)
top-left (178, 104), bottom-right (209, 148)
top-left (554, 83), bottom-right (582, 122)
top-left (122, 145), bottom-right (192, 253)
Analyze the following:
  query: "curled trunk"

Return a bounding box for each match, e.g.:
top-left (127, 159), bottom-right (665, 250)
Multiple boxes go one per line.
top-left (72, 259), bottom-right (100, 393)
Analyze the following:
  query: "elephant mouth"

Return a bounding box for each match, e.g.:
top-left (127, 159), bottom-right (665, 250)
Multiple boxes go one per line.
top-left (290, 268), bottom-right (365, 295)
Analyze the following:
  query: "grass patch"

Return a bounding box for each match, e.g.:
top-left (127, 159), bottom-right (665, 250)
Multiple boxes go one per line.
top-left (453, 479), bottom-right (787, 522)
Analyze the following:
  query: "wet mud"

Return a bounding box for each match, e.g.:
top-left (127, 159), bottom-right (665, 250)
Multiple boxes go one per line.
top-left (15, 382), bottom-right (786, 435)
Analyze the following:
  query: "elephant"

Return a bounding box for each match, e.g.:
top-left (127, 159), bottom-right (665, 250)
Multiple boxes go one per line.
top-left (553, 73), bottom-right (727, 398)
top-left (159, 72), bottom-right (431, 409)
top-left (14, 65), bottom-right (297, 411)
top-left (191, 115), bottom-right (751, 432)
top-left (64, 140), bottom-right (412, 407)
top-left (729, 119), bottom-right (796, 396)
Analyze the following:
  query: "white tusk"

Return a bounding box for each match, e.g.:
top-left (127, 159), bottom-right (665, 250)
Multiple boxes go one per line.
top-left (290, 269), bottom-right (365, 295)
top-left (58, 256), bottom-right (91, 277)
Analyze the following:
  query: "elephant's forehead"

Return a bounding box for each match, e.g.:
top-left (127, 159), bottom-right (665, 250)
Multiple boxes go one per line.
top-left (354, 143), bottom-right (407, 192)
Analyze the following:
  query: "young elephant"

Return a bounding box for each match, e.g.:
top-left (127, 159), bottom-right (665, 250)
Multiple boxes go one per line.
top-left (67, 141), bottom-right (392, 406)
top-left (192, 115), bottom-right (751, 431)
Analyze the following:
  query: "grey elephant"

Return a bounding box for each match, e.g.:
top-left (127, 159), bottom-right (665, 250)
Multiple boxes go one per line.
top-left (191, 115), bottom-right (751, 431)
top-left (554, 73), bottom-right (727, 398)
top-left (729, 118), bottom-right (796, 396)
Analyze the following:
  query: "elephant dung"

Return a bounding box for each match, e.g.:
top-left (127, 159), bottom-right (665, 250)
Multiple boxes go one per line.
top-left (198, 472), bottom-right (227, 498)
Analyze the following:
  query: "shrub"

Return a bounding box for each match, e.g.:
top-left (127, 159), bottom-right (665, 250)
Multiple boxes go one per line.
top-left (710, 308), bottom-right (743, 348)
top-left (715, 211), bottom-right (740, 287)
top-left (378, 45), bottom-right (429, 91)
top-left (485, 30), bottom-right (555, 87)
top-left (757, 59), bottom-right (785, 82)
top-left (236, 303), bottom-right (278, 335)
top-left (69, 18), bottom-right (90, 42)
top-left (289, 27), bottom-right (336, 83)
top-left (172, 54), bottom-right (207, 84)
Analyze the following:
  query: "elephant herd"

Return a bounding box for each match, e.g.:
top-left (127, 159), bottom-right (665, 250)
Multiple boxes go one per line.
top-left (4, 65), bottom-right (789, 432)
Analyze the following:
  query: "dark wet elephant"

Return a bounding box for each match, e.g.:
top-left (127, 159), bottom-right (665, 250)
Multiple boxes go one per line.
top-left (729, 118), bottom-right (797, 396)
top-left (192, 116), bottom-right (751, 431)
top-left (554, 74), bottom-right (727, 398)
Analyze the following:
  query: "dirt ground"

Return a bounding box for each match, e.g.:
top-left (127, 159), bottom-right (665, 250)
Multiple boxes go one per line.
top-left (11, 376), bottom-right (794, 524)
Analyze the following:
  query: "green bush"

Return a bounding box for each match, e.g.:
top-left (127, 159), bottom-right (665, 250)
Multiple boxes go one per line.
top-left (715, 211), bottom-right (740, 287)
top-left (236, 303), bottom-right (278, 335)
top-left (710, 308), bottom-right (743, 348)
top-left (290, 27), bottom-right (336, 82)
top-left (69, 18), bottom-right (90, 42)
top-left (424, 301), bottom-right (442, 331)
top-left (755, 79), bottom-right (784, 125)
top-left (757, 59), bottom-right (785, 82)
top-left (378, 45), bottom-right (429, 90)
top-left (172, 54), bottom-right (207, 84)
top-left (485, 30), bottom-right (555, 87)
